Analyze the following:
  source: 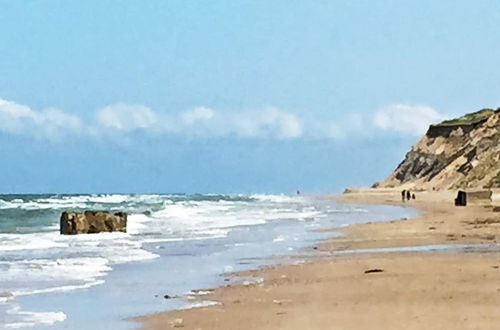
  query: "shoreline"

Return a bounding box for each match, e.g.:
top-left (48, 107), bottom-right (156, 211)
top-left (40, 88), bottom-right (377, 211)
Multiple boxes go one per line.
top-left (134, 190), bottom-right (500, 329)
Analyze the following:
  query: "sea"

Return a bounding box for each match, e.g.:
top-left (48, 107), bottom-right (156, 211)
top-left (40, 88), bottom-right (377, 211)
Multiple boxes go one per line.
top-left (0, 193), bottom-right (417, 329)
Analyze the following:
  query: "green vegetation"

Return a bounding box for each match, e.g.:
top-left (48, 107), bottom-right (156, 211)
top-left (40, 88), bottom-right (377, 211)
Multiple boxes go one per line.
top-left (434, 108), bottom-right (498, 127)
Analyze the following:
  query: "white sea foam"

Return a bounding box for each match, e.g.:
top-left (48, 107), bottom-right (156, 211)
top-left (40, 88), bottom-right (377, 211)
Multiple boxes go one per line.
top-left (105, 248), bottom-right (159, 264)
top-left (149, 200), bottom-right (318, 231)
top-left (142, 229), bottom-right (229, 244)
top-left (145, 202), bottom-right (268, 236)
top-left (0, 230), bottom-right (159, 322)
top-left (84, 194), bottom-right (130, 204)
top-left (14, 280), bottom-right (106, 297)
top-left (250, 194), bottom-right (297, 203)
top-left (0, 198), bottom-right (87, 210)
top-left (1, 257), bottom-right (111, 294)
top-left (0, 200), bottom-right (17, 209)
top-left (187, 290), bottom-right (213, 296)
top-left (0, 233), bottom-right (68, 252)
top-left (4, 305), bottom-right (66, 329)
top-left (0, 194), bottom-right (166, 211)
top-left (127, 214), bottom-right (150, 234)
top-left (262, 209), bottom-right (324, 221)
top-left (329, 207), bottom-right (369, 213)
top-left (183, 300), bottom-right (220, 310)
top-left (273, 235), bottom-right (286, 242)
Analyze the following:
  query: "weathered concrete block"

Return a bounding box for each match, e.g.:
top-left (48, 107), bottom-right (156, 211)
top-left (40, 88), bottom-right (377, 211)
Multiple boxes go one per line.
top-left (467, 190), bottom-right (493, 201)
top-left (60, 211), bottom-right (127, 235)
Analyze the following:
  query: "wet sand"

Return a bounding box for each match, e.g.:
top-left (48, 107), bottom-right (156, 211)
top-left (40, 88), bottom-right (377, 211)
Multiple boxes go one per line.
top-left (135, 190), bottom-right (500, 330)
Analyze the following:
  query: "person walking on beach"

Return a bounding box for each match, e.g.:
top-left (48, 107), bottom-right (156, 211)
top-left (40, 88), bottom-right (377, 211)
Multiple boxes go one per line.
top-left (401, 190), bottom-right (406, 202)
top-left (406, 190), bottom-right (411, 201)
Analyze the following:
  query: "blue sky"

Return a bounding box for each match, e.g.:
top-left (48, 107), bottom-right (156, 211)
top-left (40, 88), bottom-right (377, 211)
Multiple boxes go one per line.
top-left (0, 0), bottom-right (499, 193)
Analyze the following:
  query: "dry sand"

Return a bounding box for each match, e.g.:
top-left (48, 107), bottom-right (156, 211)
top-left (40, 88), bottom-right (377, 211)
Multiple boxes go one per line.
top-left (135, 189), bottom-right (500, 330)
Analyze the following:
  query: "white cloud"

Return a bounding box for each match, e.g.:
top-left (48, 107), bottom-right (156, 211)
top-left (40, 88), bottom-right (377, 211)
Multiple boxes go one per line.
top-left (228, 108), bottom-right (303, 139)
top-left (103, 105), bottom-right (304, 140)
top-left (0, 98), bottom-right (449, 142)
top-left (373, 104), bottom-right (444, 136)
top-left (0, 99), bottom-right (83, 140)
top-left (0, 99), bottom-right (305, 141)
top-left (97, 104), bottom-right (158, 131)
top-left (93, 103), bottom-right (447, 139)
top-left (181, 107), bottom-right (215, 125)
top-left (37, 108), bottom-right (84, 138)
top-left (0, 99), bottom-right (36, 133)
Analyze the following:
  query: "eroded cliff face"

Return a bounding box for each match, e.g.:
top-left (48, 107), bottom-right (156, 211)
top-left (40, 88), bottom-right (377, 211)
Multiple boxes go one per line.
top-left (377, 109), bottom-right (500, 190)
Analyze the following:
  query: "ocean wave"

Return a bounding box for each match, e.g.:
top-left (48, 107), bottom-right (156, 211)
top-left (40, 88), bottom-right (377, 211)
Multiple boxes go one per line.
top-left (250, 194), bottom-right (298, 203)
top-left (127, 213), bottom-right (151, 235)
top-left (142, 228), bottom-right (229, 244)
top-left (0, 200), bottom-right (18, 210)
top-left (1, 257), bottom-right (111, 288)
top-left (4, 304), bottom-right (66, 329)
top-left (0, 194), bottom-right (167, 211)
top-left (105, 248), bottom-right (159, 264)
top-left (13, 280), bottom-right (106, 297)
top-left (124, 196), bottom-right (325, 247)
top-left (0, 233), bottom-right (68, 252)
top-left (0, 193), bottom-right (334, 328)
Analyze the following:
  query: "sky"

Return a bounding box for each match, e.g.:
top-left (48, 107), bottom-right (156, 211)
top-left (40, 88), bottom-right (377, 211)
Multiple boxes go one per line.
top-left (0, 0), bottom-right (499, 194)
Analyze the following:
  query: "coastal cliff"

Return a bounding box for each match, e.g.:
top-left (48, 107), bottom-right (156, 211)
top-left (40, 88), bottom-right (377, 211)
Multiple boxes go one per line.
top-left (377, 108), bottom-right (500, 190)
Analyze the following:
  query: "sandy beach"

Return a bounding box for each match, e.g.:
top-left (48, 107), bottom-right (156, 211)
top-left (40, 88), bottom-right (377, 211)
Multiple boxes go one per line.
top-left (136, 190), bottom-right (500, 330)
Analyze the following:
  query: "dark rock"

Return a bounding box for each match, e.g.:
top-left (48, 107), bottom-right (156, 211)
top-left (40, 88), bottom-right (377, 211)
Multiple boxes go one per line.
top-left (364, 269), bottom-right (384, 274)
top-left (0, 291), bottom-right (13, 298)
top-left (163, 294), bottom-right (172, 299)
top-left (455, 190), bottom-right (467, 206)
top-left (60, 211), bottom-right (127, 235)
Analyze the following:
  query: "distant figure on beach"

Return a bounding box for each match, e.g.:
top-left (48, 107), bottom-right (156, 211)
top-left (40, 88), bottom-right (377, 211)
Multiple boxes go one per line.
top-left (296, 190), bottom-right (300, 195)
top-left (401, 190), bottom-right (406, 202)
top-left (406, 190), bottom-right (411, 201)
top-left (412, 193), bottom-right (416, 200)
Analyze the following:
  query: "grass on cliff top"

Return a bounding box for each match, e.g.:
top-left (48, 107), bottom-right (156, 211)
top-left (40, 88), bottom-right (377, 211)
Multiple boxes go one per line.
top-left (434, 108), bottom-right (499, 127)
